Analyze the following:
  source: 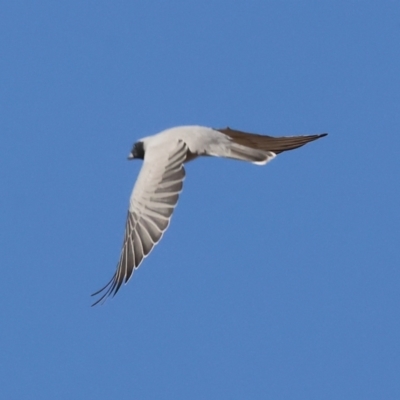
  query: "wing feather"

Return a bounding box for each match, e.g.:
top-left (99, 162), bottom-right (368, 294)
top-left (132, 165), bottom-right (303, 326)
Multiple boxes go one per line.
top-left (92, 140), bottom-right (187, 305)
top-left (216, 127), bottom-right (327, 154)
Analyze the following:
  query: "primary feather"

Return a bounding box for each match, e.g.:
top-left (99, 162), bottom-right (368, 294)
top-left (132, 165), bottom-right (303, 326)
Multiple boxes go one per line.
top-left (92, 126), bottom-right (327, 305)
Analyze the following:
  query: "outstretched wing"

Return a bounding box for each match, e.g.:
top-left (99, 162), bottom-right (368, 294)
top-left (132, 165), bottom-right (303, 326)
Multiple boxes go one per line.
top-left (92, 140), bottom-right (188, 305)
top-left (216, 127), bottom-right (327, 154)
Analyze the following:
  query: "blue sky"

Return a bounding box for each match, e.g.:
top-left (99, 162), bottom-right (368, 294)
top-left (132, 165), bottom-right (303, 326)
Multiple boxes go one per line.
top-left (1, 1), bottom-right (399, 398)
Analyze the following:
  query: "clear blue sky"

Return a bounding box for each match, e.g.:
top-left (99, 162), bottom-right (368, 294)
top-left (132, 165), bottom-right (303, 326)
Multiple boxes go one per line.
top-left (1, 1), bottom-right (399, 399)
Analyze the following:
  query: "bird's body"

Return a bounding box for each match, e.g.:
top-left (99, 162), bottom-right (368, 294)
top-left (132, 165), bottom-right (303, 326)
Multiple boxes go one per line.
top-left (92, 125), bottom-right (327, 305)
top-left (140, 125), bottom-right (229, 157)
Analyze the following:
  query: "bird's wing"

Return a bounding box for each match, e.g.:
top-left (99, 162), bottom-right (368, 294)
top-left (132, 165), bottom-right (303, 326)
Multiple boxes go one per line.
top-left (216, 127), bottom-right (327, 154)
top-left (92, 140), bottom-right (188, 305)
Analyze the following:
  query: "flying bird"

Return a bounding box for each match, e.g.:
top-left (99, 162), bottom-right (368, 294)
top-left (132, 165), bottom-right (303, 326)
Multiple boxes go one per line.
top-left (92, 126), bottom-right (327, 305)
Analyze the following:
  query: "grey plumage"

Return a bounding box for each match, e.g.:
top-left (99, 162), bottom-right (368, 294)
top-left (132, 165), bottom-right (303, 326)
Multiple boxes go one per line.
top-left (92, 126), bottom-right (327, 305)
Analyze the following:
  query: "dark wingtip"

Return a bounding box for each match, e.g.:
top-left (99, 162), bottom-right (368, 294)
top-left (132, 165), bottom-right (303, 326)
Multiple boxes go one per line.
top-left (90, 274), bottom-right (116, 306)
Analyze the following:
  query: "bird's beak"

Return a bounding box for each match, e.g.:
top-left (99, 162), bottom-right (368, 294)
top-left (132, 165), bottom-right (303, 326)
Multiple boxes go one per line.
top-left (127, 153), bottom-right (134, 160)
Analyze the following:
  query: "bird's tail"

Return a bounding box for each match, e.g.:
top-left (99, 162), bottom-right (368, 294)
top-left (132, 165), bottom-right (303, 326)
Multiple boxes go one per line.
top-left (228, 143), bottom-right (276, 165)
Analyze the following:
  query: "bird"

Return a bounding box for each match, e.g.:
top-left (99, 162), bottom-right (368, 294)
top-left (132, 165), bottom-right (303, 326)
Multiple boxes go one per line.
top-left (92, 126), bottom-right (327, 305)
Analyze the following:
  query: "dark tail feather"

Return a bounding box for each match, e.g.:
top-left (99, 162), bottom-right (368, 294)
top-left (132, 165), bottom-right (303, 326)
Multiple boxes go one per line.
top-left (216, 127), bottom-right (327, 154)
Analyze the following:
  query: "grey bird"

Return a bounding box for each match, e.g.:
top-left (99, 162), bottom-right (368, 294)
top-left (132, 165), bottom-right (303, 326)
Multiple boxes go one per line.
top-left (92, 126), bottom-right (327, 305)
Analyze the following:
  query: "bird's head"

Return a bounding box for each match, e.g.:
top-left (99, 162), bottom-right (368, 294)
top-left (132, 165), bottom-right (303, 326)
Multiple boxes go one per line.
top-left (128, 141), bottom-right (145, 160)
